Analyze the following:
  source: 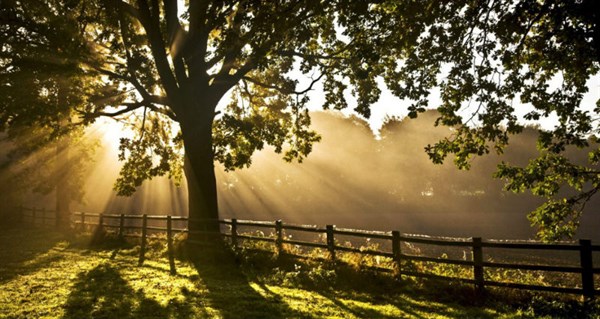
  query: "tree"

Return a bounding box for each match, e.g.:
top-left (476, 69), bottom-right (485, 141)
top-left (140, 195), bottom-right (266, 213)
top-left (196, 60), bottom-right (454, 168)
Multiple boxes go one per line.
top-left (0, 125), bottom-right (96, 227)
top-left (1, 0), bottom-right (598, 240)
top-left (2, 0), bottom-right (400, 235)
top-left (384, 0), bottom-right (599, 240)
top-left (0, 0), bottom-right (110, 227)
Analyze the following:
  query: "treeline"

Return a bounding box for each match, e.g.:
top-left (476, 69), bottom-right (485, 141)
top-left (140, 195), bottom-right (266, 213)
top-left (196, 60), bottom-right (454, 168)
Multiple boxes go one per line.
top-left (215, 111), bottom-right (600, 239)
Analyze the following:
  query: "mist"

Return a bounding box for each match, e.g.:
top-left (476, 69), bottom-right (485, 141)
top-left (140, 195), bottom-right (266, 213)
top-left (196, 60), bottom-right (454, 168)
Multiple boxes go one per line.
top-left (3, 110), bottom-right (599, 240)
top-left (214, 111), bottom-right (600, 240)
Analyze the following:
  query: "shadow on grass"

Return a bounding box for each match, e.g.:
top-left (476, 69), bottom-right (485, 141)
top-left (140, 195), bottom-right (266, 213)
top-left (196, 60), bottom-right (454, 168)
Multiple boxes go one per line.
top-left (184, 243), bottom-right (306, 319)
top-left (0, 227), bottom-right (68, 284)
top-left (231, 249), bottom-right (510, 319)
top-left (62, 263), bottom-right (196, 319)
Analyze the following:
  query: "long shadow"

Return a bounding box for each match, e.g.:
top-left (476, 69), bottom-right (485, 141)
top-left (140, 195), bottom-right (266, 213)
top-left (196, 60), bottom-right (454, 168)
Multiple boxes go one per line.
top-left (186, 243), bottom-right (305, 319)
top-left (318, 289), bottom-right (502, 319)
top-left (0, 227), bottom-right (68, 284)
top-left (318, 265), bottom-right (501, 319)
top-left (62, 263), bottom-right (195, 319)
top-left (236, 251), bottom-right (506, 318)
top-left (317, 289), bottom-right (424, 319)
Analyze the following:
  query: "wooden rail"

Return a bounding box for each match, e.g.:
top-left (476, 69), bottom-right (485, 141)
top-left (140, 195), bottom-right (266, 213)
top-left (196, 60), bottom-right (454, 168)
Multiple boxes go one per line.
top-left (18, 207), bottom-right (599, 298)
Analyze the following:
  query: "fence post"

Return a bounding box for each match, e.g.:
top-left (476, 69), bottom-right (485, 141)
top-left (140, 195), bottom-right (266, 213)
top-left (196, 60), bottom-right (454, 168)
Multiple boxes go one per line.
top-left (41, 208), bottom-right (46, 226)
top-left (231, 218), bottom-right (238, 249)
top-left (275, 220), bottom-right (283, 255)
top-left (80, 212), bottom-right (85, 231)
top-left (472, 237), bottom-right (485, 293)
top-left (579, 239), bottom-right (594, 300)
top-left (118, 214), bottom-right (125, 239)
top-left (138, 214), bottom-right (147, 266)
top-left (326, 225), bottom-right (336, 261)
top-left (392, 231), bottom-right (402, 278)
top-left (167, 215), bottom-right (176, 275)
top-left (32, 207), bottom-right (37, 226)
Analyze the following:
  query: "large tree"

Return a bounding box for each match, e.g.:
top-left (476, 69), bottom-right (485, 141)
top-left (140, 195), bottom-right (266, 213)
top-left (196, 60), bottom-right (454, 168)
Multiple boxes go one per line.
top-left (1, 0), bottom-right (598, 240)
top-left (22, 0), bottom-right (396, 234)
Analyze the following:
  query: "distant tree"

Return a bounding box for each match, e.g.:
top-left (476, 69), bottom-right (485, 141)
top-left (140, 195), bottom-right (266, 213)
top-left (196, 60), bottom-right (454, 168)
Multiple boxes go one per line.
top-left (0, 126), bottom-right (96, 227)
top-left (0, 0), bottom-right (109, 228)
top-left (1, 0), bottom-right (598, 240)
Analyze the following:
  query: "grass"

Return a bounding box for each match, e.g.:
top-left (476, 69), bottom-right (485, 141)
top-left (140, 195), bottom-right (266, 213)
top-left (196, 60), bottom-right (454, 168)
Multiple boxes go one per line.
top-left (0, 227), bottom-right (598, 319)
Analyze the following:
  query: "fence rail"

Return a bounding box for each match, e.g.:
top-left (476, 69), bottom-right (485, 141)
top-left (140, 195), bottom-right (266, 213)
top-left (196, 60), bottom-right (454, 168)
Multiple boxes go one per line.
top-left (17, 207), bottom-right (599, 299)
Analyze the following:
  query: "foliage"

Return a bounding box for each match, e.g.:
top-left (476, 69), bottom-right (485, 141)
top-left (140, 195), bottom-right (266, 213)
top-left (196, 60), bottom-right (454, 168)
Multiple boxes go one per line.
top-left (0, 127), bottom-right (97, 206)
top-left (115, 113), bottom-right (184, 195)
top-left (0, 0), bottom-right (110, 211)
top-left (495, 152), bottom-right (598, 240)
top-left (382, 0), bottom-right (600, 241)
top-left (1, 0), bottom-right (599, 238)
top-left (0, 0), bottom-right (115, 130)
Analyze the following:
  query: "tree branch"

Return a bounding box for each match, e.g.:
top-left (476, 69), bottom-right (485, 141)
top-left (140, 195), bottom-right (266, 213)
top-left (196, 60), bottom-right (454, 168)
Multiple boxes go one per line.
top-left (185, 0), bottom-right (211, 78)
top-left (242, 73), bottom-right (324, 95)
top-left (92, 67), bottom-right (170, 106)
top-left (84, 101), bottom-right (146, 118)
top-left (115, 1), bottom-right (144, 26)
top-left (117, 10), bottom-right (156, 103)
top-left (135, 0), bottom-right (180, 99)
top-left (82, 99), bottom-right (177, 121)
top-left (515, 0), bottom-right (551, 54)
top-left (162, 0), bottom-right (190, 86)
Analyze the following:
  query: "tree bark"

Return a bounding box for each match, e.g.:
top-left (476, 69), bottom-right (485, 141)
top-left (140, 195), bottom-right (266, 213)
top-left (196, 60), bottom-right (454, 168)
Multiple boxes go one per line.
top-left (178, 93), bottom-right (220, 239)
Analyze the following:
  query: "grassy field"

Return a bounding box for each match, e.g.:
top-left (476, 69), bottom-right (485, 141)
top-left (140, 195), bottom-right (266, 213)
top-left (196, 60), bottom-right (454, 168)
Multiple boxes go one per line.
top-left (0, 227), bottom-right (597, 319)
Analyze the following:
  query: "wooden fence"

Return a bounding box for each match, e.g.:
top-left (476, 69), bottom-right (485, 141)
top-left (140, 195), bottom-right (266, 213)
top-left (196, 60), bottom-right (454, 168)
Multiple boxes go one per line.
top-left (19, 206), bottom-right (57, 226)
top-left (18, 207), bottom-right (600, 299)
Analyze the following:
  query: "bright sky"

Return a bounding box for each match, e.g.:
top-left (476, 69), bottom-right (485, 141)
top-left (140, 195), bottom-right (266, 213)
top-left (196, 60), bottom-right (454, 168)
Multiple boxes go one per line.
top-left (293, 72), bottom-right (600, 136)
top-left (213, 70), bottom-right (600, 138)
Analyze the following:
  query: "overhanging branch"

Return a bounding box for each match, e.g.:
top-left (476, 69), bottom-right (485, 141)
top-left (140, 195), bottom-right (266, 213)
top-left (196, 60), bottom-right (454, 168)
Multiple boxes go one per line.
top-left (242, 73), bottom-right (324, 96)
top-left (81, 99), bottom-right (177, 121)
top-left (92, 67), bottom-right (170, 107)
top-left (135, 0), bottom-right (180, 99)
top-left (83, 101), bottom-right (145, 118)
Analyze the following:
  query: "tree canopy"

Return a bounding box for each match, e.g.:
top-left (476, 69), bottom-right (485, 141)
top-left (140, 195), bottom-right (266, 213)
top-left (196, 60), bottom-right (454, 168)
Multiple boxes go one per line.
top-left (0, 0), bottom-right (108, 225)
top-left (1, 0), bottom-right (599, 240)
top-left (388, 0), bottom-right (600, 240)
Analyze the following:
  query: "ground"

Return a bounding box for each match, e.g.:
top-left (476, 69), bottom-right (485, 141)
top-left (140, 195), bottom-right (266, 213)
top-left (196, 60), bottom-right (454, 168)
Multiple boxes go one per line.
top-left (0, 228), bottom-right (595, 318)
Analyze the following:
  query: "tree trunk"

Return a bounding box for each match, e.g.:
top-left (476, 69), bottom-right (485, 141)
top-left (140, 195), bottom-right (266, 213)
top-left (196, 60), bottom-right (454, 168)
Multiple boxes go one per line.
top-left (178, 95), bottom-right (220, 240)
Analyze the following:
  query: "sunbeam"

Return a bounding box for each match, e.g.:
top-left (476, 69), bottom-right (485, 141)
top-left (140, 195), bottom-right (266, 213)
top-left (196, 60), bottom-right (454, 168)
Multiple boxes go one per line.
top-left (5, 110), bottom-right (600, 240)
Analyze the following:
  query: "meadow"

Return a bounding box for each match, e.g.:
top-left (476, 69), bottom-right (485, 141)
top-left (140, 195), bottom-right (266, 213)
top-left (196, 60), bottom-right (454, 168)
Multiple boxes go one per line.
top-left (1, 227), bottom-right (599, 319)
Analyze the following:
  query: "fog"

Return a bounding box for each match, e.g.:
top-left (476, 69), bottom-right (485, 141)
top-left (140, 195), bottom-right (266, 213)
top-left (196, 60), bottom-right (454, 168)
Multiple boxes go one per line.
top-left (3, 110), bottom-right (599, 240)
top-left (213, 111), bottom-right (600, 240)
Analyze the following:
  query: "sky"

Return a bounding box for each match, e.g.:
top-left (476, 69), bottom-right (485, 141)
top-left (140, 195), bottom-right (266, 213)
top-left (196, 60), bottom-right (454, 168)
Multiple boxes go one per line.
top-left (297, 72), bottom-right (600, 135)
